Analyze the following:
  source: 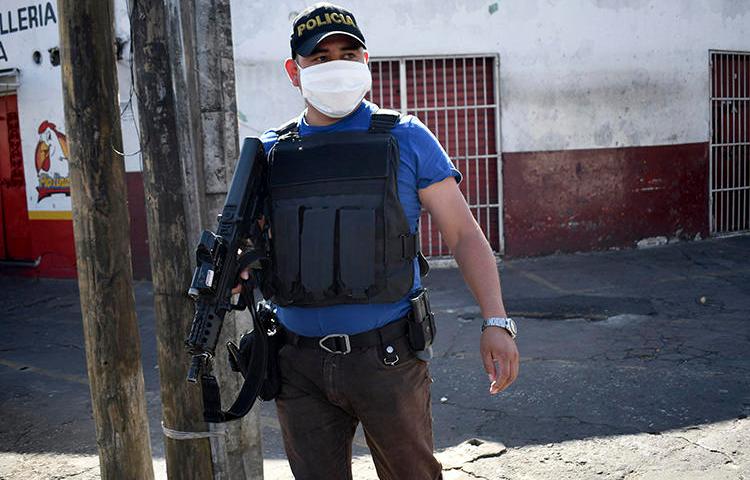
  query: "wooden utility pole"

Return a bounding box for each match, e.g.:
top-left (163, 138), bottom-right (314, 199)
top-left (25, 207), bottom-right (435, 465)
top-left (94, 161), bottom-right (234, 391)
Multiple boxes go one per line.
top-left (57, 1), bottom-right (155, 478)
top-left (129, 0), bottom-right (215, 478)
top-left (166, 1), bottom-right (264, 478)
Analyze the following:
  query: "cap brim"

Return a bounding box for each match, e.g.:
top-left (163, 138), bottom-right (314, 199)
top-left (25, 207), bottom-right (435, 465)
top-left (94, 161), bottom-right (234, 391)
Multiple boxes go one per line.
top-left (296, 31), bottom-right (366, 57)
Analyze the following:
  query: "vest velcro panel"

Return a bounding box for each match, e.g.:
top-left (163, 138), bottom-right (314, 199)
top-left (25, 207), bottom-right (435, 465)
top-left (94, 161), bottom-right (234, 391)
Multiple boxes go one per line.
top-left (267, 129), bottom-right (415, 307)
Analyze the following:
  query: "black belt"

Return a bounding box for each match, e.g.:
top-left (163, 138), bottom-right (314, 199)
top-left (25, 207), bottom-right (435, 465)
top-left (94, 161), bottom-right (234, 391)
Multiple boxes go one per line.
top-left (284, 316), bottom-right (409, 354)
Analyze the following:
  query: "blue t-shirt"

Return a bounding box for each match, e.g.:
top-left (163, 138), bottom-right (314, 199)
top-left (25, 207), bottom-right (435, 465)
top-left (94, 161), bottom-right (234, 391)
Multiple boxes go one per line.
top-left (260, 100), bottom-right (462, 336)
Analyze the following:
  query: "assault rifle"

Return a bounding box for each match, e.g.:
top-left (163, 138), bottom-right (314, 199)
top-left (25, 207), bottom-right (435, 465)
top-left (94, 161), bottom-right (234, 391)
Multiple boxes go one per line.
top-left (185, 137), bottom-right (276, 423)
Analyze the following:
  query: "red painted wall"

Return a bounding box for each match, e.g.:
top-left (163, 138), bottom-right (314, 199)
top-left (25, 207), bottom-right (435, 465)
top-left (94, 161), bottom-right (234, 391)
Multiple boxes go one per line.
top-left (503, 142), bottom-right (709, 258)
top-left (0, 95), bottom-right (35, 261)
top-left (126, 172), bottom-right (151, 279)
top-left (4, 142), bottom-right (714, 275)
top-left (1, 172), bottom-right (151, 279)
top-left (28, 219), bottom-right (76, 277)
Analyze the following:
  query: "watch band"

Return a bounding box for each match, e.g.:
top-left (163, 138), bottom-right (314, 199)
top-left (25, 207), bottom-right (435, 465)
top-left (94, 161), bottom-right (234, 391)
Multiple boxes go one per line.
top-left (481, 317), bottom-right (517, 338)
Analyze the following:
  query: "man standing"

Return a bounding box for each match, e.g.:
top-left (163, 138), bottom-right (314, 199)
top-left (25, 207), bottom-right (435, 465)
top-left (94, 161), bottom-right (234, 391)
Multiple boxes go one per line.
top-left (247, 3), bottom-right (519, 478)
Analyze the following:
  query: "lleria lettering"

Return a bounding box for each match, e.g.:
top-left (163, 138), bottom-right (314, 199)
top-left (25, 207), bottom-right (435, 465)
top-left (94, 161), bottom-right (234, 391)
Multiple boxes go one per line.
top-left (0, 2), bottom-right (57, 36)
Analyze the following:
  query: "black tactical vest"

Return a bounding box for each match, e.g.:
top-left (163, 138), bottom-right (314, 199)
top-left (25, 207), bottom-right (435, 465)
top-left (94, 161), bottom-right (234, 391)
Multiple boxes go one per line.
top-left (266, 109), bottom-right (426, 307)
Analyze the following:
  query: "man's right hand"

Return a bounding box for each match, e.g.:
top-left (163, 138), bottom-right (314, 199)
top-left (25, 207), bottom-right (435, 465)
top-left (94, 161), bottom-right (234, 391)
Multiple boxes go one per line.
top-left (232, 216), bottom-right (268, 295)
top-left (231, 267), bottom-right (252, 295)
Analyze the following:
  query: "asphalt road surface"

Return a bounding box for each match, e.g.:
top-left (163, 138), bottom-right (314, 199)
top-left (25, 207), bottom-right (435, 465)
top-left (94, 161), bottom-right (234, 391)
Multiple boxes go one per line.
top-left (1, 235), bottom-right (748, 479)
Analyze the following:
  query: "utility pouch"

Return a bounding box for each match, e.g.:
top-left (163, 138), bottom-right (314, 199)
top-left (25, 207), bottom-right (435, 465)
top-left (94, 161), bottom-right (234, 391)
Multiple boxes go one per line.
top-left (227, 303), bottom-right (284, 401)
top-left (407, 287), bottom-right (436, 353)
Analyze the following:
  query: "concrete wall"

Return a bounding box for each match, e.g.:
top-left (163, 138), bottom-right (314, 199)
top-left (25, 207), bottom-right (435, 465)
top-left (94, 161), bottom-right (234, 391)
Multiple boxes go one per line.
top-left (504, 143), bottom-right (710, 256)
top-left (0, 0), bottom-right (142, 212)
top-left (2, 1), bottom-right (747, 277)
top-left (230, 0), bottom-right (748, 256)
top-left (230, 0), bottom-right (750, 152)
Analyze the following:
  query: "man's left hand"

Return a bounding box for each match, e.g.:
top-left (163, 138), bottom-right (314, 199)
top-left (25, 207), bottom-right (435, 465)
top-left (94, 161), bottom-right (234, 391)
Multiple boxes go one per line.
top-left (480, 328), bottom-right (519, 395)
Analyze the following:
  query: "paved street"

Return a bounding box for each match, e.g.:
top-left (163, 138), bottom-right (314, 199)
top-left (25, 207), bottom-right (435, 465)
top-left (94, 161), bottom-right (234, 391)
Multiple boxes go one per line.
top-left (0, 235), bottom-right (748, 479)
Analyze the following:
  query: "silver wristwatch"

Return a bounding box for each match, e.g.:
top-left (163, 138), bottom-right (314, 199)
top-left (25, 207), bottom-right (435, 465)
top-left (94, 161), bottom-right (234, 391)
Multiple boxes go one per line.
top-left (481, 317), bottom-right (517, 338)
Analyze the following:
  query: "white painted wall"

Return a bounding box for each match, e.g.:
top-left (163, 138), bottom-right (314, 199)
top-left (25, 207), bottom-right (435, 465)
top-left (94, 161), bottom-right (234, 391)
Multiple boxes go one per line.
top-left (0, 0), bottom-right (139, 217)
top-left (3, 0), bottom-right (748, 217)
top-left (230, 0), bottom-right (750, 152)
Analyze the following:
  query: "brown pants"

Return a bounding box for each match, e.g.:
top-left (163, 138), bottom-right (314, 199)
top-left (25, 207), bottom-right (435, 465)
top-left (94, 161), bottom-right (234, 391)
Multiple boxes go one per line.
top-left (275, 333), bottom-right (443, 480)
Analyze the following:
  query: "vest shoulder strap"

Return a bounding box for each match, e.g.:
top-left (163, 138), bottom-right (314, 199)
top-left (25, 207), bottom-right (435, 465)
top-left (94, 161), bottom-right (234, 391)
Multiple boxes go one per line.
top-left (274, 110), bottom-right (399, 137)
top-left (369, 108), bottom-right (402, 133)
top-left (273, 118), bottom-right (299, 140)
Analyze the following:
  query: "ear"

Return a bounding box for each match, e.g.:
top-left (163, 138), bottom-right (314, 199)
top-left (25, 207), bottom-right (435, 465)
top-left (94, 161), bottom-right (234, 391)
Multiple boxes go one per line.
top-left (284, 58), bottom-right (301, 88)
top-left (364, 50), bottom-right (369, 64)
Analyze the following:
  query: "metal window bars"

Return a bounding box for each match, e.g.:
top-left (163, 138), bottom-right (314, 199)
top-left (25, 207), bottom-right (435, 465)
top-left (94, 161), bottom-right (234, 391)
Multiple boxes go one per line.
top-left (710, 50), bottom-right (750, 235)
top-left (368, 55), bottom-right (504, 257)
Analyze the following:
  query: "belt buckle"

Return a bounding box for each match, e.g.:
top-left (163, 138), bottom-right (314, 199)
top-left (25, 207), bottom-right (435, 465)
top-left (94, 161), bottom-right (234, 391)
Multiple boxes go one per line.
top-left (319, 334), bottom-right (351, 354)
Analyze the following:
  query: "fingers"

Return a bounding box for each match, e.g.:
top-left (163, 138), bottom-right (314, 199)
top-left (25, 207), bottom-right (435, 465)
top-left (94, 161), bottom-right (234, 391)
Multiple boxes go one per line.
top-left (502, 358), bottom-right (513, 390)
top-left (481, 331), bottom-right (520, 395)
top-left (231, 268), bottom-right (251, 295)
top-left (490, 360), bottom-right (503, 395)
top-left (489, 360), bottom-right (503, 394)
top-left (490, 358), bottom-right (511, 395)
top-left (495, 352), bottom-right (520, 394)
top-left (481, 351), bottom-right (497, 382)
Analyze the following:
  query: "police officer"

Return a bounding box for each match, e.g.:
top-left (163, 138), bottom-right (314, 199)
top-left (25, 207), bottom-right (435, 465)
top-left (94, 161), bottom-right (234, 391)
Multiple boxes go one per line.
top-left (241, 3), bottom-right (519, 478)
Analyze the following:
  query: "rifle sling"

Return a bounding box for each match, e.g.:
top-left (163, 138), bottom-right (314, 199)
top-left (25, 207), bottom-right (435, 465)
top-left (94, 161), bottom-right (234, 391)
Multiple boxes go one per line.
top-left (201, 287), bottom-right (268, 423)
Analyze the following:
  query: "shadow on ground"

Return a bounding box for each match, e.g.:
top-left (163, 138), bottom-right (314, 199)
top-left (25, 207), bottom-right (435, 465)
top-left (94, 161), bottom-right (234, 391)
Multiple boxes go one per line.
top-left (0, 236), bottom-right (748, 463)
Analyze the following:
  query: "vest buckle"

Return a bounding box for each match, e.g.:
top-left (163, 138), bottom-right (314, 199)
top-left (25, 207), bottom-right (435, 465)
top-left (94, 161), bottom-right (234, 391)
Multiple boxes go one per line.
top-left (400, 233), bottom-right (418, 259)
top-left (319, 334), bottom-right (352, 354)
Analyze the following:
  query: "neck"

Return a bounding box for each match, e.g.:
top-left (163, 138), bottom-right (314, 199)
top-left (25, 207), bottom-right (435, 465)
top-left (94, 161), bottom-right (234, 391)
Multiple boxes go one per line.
top-left (303, 101), bottom-right (361, 126)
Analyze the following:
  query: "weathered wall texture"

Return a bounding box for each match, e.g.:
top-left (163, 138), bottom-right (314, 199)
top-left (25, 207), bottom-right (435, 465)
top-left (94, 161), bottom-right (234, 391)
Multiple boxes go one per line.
top-left (503, 143), bottom-right (709, 257)
top-left (229, 0), bottom-right (747, 256)
top-left (230, 0), bottom-right (749, 152)
top-left (0, 0), bottom-right (145, 277)
top-left (2, 0), bottom-right (748, 274)
top-left (234, 59), bottom-right (303, 138)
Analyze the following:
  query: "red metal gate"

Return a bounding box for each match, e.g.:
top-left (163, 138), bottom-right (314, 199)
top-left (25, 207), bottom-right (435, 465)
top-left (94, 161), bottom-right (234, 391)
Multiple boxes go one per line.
top-left (368, 55), bottom-right (503, 257)
top-left (0, 94), bottom-right (33, 260)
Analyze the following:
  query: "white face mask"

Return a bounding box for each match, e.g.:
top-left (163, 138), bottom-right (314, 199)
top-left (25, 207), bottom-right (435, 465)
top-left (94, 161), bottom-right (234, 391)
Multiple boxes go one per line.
top-left (297, 60), bottom-right (372, 118)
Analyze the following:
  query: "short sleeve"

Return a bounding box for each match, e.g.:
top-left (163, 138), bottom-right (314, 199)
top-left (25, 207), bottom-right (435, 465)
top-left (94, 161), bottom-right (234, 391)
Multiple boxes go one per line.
top-left (406, 116), bottom-right (463, 190)
top-left (259, 128), bottom-right (280, 154)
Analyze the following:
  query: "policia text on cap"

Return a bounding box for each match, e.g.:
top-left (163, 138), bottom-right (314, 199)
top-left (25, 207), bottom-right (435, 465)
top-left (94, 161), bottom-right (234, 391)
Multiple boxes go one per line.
top-left (232, 2), bottom-right (519, 478)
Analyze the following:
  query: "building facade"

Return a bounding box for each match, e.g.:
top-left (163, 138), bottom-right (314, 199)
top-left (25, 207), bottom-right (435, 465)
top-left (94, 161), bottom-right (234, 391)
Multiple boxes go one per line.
top-left (0, 0), bottom-right (748, 279)
top-left (0, 0), bottom-right (149, 278)
top-left (234, 0), bottom-right (750, 258)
